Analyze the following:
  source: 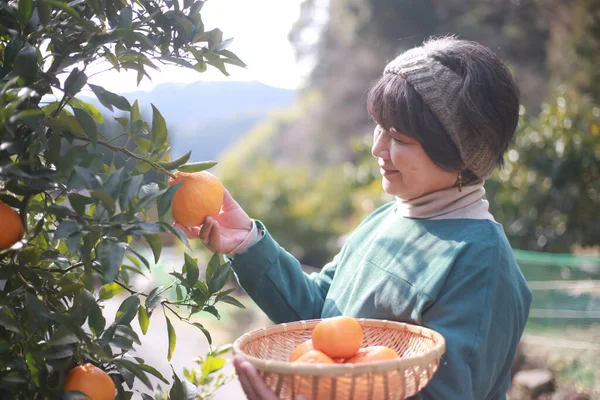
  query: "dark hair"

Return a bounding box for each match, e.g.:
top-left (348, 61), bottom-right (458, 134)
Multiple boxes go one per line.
top-left (366, 37), bottom-right (520, 179)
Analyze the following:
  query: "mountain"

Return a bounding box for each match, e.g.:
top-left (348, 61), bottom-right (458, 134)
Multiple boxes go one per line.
top-left (85, 80), bottom-right (296, 162)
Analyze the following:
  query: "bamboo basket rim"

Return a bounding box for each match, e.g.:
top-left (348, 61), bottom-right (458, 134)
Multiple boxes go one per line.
top-left (232, 318), bottom-right (446, 377)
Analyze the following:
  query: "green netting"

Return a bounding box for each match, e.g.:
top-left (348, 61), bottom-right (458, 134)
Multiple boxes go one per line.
top-left (514, 249), bottom-right (600, 392)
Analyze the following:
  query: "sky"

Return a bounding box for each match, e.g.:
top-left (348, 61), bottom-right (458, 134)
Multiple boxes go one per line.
top-left (88, 0), bottom-right (311, 93)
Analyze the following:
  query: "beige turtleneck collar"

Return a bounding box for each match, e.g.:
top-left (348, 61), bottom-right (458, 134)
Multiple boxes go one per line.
top-left (395, 180), bottom-right (496, 221)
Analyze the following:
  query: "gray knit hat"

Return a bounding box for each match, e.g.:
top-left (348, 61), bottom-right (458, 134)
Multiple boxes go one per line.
top-left (384, 43), bottom-right (497, 179)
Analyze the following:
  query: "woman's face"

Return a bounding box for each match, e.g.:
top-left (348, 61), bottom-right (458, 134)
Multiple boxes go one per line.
top-left (371, 125), bottom-right (459, 200)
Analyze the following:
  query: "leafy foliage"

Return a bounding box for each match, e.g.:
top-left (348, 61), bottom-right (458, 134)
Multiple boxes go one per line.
top-left (488, 90), bottom-right (600, 252)
top-left (0, 0), bottom-right (245, 398)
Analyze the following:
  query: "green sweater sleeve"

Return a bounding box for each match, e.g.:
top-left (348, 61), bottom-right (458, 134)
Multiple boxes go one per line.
top-left (230, 221), bottom-right (337, 323)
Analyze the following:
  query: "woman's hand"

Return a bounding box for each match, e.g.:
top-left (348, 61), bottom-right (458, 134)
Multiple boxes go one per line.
top-left (174, 189), bottom-right (253, 254)
top-left (234, 355), bottom-right (306, 400)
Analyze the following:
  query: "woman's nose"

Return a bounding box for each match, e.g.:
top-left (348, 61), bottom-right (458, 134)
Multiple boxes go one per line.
top-left (371, 126), bottom-right (390, 158)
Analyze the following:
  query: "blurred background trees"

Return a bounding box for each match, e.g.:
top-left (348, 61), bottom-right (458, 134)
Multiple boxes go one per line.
top-left (219, 0), bottom-right (600, 266)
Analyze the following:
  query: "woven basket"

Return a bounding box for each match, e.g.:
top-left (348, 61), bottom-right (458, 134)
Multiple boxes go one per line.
top-left (232, 318), bottom-right (446, 400)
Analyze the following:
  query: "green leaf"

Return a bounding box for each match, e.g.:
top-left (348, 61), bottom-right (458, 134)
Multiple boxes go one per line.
top-left (54, 220), bottom-right (80, 239)
top-left (68, 193), bottom-right (93, 216)
top-left (115, 324), bottom-right (141, 345)
top-left (114, 359), bottom-right (152, 389)
top-left (210, 343), bottom-right (232, 357)
top-left (219, 49), bottom-right (247, 68)
top-left (184, 253), bottom-right (199, 286)
top-left (70, 99), bottom-right (104, 123)
top-left (96, 239), bottom-right (125, 281)
top-left (47, 327), bottom-right (79, 346)
top-left (177, 161), bottom-right (218, 173)
top-left (89, 190), bottom-right (116, 215)
top-left (207, 28), bottom-right (223, 51)
top-left (130, 99), bottom-right (141, 122)
top-left (99, 282), bottom-right (126, 300)
top-left (119, 175), bottom-right (144, 211)
top-left (158, 221), bottom-right (190, 248)
top-left (40, 0), bottom-right (80, 18)
top-left (157, 180), bottom-right (182, 217)
top-left (144, 234), bottom-right (162, 263)
top-left (191, 322), bottom-right (212, 344)
top-left (65, 68), bottom-right (88, 97)
top-left (88, 301), bottom-right (106, 337)
top-left (173, 15), bottom-right (195, 40)
top-left (203, 305), bottom-right (220, 320)
top-left (103, 167), bottom-right (126, 198)
top-left (201, 355), bottom-right (226, 380)
top-left (125, 246), bottom-right (151, 271)
top-left (45, 345), bottom-right (75, 360)
top-left (145, 286), bottom-right (167, 314)
top-left (169, 370), bottom-right (184, 400)
top-left (73, 166), bottom-right (102, 189)
top-left (158, 150), bottom-right (191, 170)
top-left (150, 104), bottom-right (167, 152)
top-left (73, 108), bottom-right (98, 147)
top-left (208, 261), bottom-right (231, 293)
top-left (220, 295), bottom-right (245, 309)
top-left (216, 37), bottom-right (233, 52)
top-left (118, 6), bottom-right (132, 29)
top-left (14, 44), bottom-right (37, 85)
top-left (17, 0), bottom-right (33, 25)
top-left (37, 1), bottom-right (50, 24)
top-left (115, 296), bottom-right (140, 325)
top-left (0, 312), bottom-right (21, 333)
top-left (0, 194), bottom-right (21, 208)
top-left (89, 84), bottom-right (131, 112)
top-left (166, 315), bottom-right (176, 361)
top-left (137, 306), bottom-right (149, 335)
top-left (136, 362), bottom-right (168, 384)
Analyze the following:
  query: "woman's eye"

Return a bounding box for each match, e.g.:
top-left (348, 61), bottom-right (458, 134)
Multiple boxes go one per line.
top-left (391, 135), bottom-right (408, 145)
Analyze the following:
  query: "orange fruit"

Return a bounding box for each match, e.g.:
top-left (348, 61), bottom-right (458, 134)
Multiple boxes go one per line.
top-left (312, 316), bottom-right (363, 359)
top-left (168, 171), bottom-right (224, 227)
top-left (345, 346), bottom-right (400, 364)
top-left (0, 201), bottom-right (23, 250)
top-left (64, 363), bottom-right (115, 400)
top-left (293, 350), bottom-right (335, 400)
top-left (346, 346), bottom-right (402, 398)
top-left (290, 339), bottom-right (314, 362)
top-left (293, 349), bottom-right (335, 364)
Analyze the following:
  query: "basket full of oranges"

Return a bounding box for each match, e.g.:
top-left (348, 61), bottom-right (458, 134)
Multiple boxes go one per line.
top-left (232, 316), bottom-right (446, 400)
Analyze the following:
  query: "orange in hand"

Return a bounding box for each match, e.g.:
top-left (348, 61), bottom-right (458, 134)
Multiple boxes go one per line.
top-left (290, 339), bottom-right (314, 362)
top-left (168, 171), bottom-right (224, 227)
top-left (64, 363), bottom-right (115, 400)
top-left (312, 316), bottom-right (363, 359)
top-left (345, 345), bottom-right (400, 364)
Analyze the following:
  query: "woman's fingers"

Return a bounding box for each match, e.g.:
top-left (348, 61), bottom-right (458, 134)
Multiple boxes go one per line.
top-left (197, 217), bottom-right (223, 253)
top-left (207, 217), bottom-right (222, 252)
top-left (221, 188), bottom-right (242, 212)
top-left (235, 355), bottom-right (281, 400)
top-left (234, 355), bottom-right (259, 400)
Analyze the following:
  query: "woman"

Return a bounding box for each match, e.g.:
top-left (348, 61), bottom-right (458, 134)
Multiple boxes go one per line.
top-left (178, 36), bottom-right (532, 399)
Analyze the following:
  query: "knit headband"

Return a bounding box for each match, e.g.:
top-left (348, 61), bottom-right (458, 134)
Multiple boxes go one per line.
top-left (384, 46), bottom-right (496, 179)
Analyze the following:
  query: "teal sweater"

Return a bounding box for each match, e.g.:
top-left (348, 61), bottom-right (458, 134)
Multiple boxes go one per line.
top-left (231, 202), bottom-right (532, 400)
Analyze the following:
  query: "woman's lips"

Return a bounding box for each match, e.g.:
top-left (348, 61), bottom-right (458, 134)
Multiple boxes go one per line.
top-left (380, 167), bottom-right (399, 177)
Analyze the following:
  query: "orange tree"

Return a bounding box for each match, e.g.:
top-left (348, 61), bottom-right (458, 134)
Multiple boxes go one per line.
top-left (0, 0), bottom-right (246, 398)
